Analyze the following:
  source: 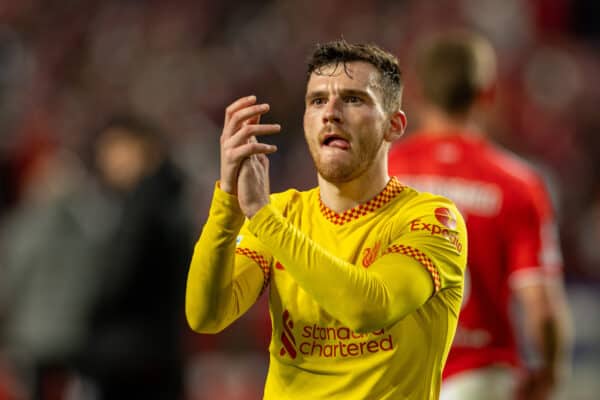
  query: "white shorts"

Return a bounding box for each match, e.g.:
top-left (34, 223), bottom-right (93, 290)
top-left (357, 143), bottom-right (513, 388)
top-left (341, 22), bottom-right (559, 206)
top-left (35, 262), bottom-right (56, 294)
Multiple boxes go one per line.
top-left (440, 366), bottom-right (517, 400)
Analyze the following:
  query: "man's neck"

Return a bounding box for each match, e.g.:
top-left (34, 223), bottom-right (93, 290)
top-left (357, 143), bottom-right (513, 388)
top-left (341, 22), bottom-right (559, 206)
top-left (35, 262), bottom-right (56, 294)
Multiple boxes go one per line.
top-left (318, 165), bottom-right (389, 214)
top-left (419, 107), bottom-right (478, 135)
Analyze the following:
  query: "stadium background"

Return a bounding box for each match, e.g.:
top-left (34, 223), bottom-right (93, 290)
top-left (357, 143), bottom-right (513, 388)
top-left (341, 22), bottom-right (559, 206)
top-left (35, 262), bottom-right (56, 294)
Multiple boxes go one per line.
top-left (0, 0), bottom-right (598, 399)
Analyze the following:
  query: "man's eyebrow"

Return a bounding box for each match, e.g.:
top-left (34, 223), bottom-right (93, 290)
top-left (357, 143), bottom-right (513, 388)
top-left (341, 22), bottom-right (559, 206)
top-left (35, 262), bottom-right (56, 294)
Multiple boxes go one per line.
top-left (338, 88), bottom-right (371, 97)
top-left (305, 90), bottom-right (328, 100)
top-left (305, 88), bottom-right (371, 100)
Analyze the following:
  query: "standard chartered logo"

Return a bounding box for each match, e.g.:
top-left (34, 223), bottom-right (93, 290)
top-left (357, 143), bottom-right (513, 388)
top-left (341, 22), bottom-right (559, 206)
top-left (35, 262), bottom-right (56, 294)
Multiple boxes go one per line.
top-left (279, 310), bottom-right (394, 359)
top-left (280, 309), bottom-right (298, 359)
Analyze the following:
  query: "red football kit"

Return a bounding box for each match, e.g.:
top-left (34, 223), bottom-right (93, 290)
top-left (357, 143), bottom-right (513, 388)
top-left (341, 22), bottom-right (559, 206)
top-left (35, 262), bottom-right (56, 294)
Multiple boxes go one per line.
top-left (388, 131), bottom-right (563, 379)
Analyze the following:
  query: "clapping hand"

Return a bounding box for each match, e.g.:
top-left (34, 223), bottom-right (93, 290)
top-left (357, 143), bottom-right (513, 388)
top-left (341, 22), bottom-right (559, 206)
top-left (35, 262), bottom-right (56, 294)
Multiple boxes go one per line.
top-left (219, 95), bottom-right (280, 217)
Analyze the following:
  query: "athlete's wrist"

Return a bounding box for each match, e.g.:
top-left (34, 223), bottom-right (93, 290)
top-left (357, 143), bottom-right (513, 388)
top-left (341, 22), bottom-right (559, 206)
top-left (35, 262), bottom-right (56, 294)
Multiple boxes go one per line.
top-left (244, 200), bottom-right (268, 218)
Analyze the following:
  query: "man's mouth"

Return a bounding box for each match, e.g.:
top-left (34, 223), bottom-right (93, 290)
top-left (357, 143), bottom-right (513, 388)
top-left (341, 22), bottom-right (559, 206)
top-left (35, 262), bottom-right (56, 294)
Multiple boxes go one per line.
top-left (322, 133), bottom-right (350, 150)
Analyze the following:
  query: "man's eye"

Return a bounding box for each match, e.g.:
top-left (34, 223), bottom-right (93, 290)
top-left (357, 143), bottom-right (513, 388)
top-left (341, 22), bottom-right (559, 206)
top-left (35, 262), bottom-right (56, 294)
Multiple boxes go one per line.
top-left (311, 98), bottom-right (325, 105)
top-left (345, 96), bottom-right (361, 103)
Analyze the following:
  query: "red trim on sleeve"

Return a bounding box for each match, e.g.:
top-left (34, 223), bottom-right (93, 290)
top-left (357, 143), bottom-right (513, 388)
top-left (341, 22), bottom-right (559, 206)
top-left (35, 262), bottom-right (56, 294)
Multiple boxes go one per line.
top-left (235, 247), bottom-right (271, 294)
top-left (385, 244), bottom-right (441, 292)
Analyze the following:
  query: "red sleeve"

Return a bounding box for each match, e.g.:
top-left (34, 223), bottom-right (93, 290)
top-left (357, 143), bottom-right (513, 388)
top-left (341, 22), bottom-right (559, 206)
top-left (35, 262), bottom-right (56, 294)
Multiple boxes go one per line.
top-left (506, 176), bottom-right (563, 289)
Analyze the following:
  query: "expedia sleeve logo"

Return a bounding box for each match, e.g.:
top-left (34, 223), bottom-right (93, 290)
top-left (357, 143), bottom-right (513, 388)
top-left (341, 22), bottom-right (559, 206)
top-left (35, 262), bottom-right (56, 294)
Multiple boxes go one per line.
top-left (409, 207), bottom-right (463, 253)
top-left (434, 207), bottom-right (457, 229)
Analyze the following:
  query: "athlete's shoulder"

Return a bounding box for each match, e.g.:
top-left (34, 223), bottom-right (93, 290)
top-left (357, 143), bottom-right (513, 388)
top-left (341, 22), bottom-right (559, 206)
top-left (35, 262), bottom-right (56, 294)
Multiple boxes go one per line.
top-left (405, 189), bottom-right (459, 212)
top-left (389, 132), bottom-right (431, 158)
top-left (445, 141), bottom-right (550, 219)
top-left (391, 184), bottom-right (461, 222)
top-left (487, 142), bottom-right (538, 182)
top-left (391, 188), bottom-right (467, 268)
top-left (482, 144), bottom-right (558, 221)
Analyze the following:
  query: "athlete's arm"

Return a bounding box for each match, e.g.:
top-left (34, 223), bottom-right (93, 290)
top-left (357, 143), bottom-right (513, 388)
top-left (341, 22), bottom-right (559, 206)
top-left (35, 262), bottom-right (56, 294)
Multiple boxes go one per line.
top-left (509, 177), bottom-right (572, 399)
top-left (513, 278), bottom-right (572, 399)
top-left (186, 95), bottom-right (280, 334)
top-left (185, 185), bottom-right (266, 333)
top-left (246, 203), bottom-right (454, 333)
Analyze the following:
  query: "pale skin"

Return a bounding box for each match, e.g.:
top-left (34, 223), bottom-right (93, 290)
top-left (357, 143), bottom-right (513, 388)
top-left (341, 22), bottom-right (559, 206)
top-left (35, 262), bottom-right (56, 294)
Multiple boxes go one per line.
top-left (513, 281), bottom-right (572, 400)
top-left (220, 61), bottom-right (407, 218)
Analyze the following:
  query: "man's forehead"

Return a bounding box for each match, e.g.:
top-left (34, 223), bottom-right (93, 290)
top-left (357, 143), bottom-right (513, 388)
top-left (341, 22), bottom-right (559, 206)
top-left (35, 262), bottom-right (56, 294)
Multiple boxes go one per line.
top-left (307, 61), bottom-right (381, 89)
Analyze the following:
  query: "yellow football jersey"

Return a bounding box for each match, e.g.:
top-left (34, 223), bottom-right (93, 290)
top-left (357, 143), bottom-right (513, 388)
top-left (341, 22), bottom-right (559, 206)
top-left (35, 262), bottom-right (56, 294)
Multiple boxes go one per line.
top-left (230, 177), bottom-right (467, 399)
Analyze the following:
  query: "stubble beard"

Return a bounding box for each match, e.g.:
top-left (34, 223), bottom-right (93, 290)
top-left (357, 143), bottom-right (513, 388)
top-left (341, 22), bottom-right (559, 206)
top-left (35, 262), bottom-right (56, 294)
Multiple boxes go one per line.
top-left (315, 157), bottom-right (357, 183)
top-left (308, 137), bottom-right (384, 184)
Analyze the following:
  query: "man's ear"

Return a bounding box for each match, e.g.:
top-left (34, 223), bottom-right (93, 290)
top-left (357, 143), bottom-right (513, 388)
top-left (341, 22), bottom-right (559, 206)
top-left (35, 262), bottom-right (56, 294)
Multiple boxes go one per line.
top-left (477, 81), bottom-right (497, 107)
top-left (385, 110), bottom-right (407, 142)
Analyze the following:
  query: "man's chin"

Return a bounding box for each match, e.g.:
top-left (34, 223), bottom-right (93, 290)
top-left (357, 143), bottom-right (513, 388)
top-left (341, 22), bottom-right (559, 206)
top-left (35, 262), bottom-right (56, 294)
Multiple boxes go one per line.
top-left (316, 165), bottom-right (356, 184)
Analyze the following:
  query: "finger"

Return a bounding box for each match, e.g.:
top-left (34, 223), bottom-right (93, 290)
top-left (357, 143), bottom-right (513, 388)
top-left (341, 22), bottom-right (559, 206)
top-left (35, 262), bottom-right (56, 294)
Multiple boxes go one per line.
top-left (245, 112), bottom-right (261, 126)
top-left (264, 156), bottom-right (270, 194)
top-left (224, 95), bottom-right (257, 125)
top-left (256, 153), bottom-right (269, 169)
top-left (227, 103), bottom-right (271, 134)
top-left (222, 104), bottom-right (271, 142)
top-left (257, 153), bottom-right (270, 193)
top-left (245, 153), bottom-right (270, 184)
top-left (229, 142), bottom-right (277, 162)
top-left (226, 124), bottom-right (281, 148)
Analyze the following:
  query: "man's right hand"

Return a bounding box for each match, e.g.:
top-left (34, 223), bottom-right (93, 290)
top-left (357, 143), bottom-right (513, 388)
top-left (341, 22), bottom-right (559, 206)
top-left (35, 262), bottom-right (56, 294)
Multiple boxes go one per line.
top-left (515, 368), bottom-right (556, 400)
top-left (219, 95), bottom-right (280, 195)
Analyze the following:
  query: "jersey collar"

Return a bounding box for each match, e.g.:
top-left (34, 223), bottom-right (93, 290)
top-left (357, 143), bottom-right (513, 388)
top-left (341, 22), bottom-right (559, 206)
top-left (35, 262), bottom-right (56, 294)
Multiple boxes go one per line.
top-left (318, 177), bottom-right (406, 225)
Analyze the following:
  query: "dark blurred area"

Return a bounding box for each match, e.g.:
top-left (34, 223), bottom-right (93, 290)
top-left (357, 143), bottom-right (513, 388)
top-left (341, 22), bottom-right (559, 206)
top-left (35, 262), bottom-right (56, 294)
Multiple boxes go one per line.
top-left (0, 0), bottom-right (598, 399)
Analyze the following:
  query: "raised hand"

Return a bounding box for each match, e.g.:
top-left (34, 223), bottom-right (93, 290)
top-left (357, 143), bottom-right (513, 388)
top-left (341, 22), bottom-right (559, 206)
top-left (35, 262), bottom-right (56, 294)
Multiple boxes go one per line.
top-left (515, 368), bottom-right (555, 400)
top-left (238, 147), bottom-right (271, 217)
top-left (219, 95), bottom-right (280, 215)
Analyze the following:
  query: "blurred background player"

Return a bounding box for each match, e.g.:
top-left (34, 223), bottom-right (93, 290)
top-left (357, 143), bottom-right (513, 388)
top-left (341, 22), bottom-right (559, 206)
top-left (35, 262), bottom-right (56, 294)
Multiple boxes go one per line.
top-left (388, 31), bottom-right (572, 400)
top-left (75, 115), bottom-right (194, 400)
top-left (0, 141), bottom-right (103, 400)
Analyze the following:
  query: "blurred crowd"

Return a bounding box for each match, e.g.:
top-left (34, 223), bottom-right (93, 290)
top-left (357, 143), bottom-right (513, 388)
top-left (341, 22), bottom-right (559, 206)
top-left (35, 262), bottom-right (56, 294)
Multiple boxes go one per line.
top-left (0, 0), bottom-right (598, 399)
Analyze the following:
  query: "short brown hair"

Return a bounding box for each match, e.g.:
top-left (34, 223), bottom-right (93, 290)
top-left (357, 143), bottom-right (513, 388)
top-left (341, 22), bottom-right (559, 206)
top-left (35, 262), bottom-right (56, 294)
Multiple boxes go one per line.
top-left (417, 32), bottom-right (496, 115)
top-left (307, 39), bottom-right (403, 113)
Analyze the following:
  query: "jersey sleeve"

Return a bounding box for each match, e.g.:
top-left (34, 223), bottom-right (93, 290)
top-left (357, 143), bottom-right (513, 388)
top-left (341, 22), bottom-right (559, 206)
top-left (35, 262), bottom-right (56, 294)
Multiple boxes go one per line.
top-left (236, 219), bottom-right (274, 296)
top-left (388, 195), bottom-right (467, 295)
top-left (506, 177), bottom-right (564, 289)
top-left (245, 194), bottom-right (467, 333)
top-left (185, 183), bottom-right (273, 333)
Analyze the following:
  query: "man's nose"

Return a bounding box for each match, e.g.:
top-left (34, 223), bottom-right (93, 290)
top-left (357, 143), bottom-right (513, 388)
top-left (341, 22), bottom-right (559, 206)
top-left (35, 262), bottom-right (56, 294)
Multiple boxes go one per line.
top-left (323, 96), bottom-right (342, 123)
